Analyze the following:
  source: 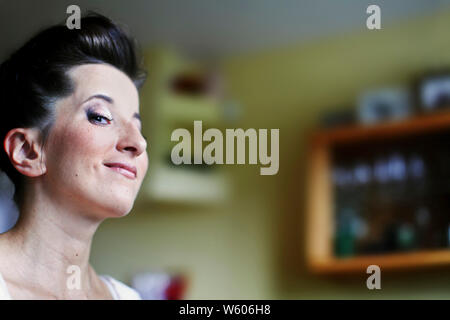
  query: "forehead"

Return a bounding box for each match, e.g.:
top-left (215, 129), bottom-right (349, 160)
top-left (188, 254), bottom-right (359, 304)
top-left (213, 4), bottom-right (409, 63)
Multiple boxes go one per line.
top-left (67, 63), bottom-right (139, 111)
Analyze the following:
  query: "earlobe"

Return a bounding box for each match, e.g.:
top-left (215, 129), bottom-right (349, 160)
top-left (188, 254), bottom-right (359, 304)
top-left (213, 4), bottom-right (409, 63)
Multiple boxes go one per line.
top-left (3, 128), bottom-right (47, 177)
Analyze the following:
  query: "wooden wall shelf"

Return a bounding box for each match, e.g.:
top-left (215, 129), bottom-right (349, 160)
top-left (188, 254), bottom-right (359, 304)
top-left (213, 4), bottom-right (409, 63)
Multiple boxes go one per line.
top-left (311, 111), bottom-right (450, 145)
top-left (306, 111), bottom-right (450, 274)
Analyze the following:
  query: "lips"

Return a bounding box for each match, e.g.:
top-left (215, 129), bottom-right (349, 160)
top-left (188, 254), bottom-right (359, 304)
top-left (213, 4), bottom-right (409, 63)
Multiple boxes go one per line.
top-left (103, 162), bottom-right (137, 179)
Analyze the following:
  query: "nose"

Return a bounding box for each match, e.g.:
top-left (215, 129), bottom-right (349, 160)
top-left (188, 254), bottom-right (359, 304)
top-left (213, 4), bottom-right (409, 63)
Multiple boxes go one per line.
top-left (116, 121), bottom-right (147, 157)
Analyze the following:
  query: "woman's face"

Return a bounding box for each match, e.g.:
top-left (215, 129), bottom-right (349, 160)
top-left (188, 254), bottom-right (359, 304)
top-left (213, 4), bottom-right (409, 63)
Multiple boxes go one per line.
top-left (41, 64), bottom-right (148, 219)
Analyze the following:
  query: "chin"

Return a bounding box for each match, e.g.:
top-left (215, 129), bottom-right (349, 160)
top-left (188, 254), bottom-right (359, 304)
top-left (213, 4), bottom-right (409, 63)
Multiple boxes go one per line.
top-left (111, 201), bottom-right (135, 218)
top-left (96, 194), bottom-right (137, 219)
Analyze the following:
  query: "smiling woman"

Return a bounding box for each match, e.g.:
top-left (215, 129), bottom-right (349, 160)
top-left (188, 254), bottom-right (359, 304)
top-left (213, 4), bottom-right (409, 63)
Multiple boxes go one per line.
top-left (0, 13), bottom-right (148, 299)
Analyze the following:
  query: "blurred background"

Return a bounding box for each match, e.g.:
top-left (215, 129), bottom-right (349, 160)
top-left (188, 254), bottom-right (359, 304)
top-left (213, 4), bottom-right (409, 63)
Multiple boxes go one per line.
top-left (1, 0), bottom-right (450, 299)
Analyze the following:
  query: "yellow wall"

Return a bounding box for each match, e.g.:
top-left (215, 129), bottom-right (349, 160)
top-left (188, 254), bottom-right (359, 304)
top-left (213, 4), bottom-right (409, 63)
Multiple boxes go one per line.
top-left (90, 10), bottom-right (450, 299)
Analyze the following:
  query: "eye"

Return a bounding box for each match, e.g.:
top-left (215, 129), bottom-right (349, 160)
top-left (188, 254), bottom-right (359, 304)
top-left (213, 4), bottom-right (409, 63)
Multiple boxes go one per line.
top-left (87, 110), bottom-right (113, 125)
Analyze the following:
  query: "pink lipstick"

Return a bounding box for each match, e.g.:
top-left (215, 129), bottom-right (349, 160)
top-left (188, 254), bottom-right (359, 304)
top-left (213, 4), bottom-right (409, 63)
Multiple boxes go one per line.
top-left (104, 162), bottom-right (137, 179)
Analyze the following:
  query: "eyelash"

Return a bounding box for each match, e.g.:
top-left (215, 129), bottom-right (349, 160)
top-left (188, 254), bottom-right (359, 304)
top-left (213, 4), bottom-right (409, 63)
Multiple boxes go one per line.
top-left (87, 110), bottom-right (113, 125)
top-left (86, 108), bottom-right (146, 140)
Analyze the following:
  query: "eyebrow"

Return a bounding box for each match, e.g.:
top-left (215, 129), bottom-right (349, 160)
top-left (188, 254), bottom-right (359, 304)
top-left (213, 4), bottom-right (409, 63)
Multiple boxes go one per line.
top-left (83, 94), bottom-right (114, 105)
top-left (83, 94), bottom-right (142, 126)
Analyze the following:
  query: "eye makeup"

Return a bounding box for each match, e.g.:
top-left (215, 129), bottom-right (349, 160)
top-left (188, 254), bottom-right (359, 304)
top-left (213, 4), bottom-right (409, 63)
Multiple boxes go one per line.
top-left (85, 105), bottom-right (113, 125)
top-left (83, 100), bottom-right (143, 136)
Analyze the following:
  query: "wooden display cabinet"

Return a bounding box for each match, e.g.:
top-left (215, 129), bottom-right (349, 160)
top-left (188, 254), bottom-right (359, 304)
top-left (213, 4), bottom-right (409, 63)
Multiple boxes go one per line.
top-left (306, 112), bottom-right (450, 273)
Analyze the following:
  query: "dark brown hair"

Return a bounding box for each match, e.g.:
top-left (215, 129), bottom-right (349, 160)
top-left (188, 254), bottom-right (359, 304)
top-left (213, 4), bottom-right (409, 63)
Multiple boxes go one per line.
top-left (0, 12), bottom-right (146, 205)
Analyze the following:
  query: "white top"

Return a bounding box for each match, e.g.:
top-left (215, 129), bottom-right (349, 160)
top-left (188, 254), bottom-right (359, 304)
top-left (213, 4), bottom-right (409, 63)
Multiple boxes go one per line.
top-left (0, 272), bottom-right (141, 300)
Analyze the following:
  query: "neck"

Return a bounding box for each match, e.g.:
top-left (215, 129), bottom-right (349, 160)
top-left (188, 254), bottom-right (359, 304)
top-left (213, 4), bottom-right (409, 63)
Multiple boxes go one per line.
top-left (0, 182), bottom-right (103, 296)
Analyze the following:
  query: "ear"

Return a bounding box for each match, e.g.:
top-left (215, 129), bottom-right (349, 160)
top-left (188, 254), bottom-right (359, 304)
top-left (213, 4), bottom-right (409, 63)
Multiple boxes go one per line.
top-left (3, 128), bottom-right (47, 177)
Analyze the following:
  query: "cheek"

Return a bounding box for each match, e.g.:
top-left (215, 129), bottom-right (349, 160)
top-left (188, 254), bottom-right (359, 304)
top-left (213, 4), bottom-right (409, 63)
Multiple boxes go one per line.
top-left (138, 152), bottom-right (149, 181)
top-left (46, 124), bottom-right (113, 173)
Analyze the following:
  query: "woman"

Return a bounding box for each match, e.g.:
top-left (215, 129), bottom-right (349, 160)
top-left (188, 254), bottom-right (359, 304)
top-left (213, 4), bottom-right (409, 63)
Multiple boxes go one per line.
top-left (0, 13), bottom-right (148, 299)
